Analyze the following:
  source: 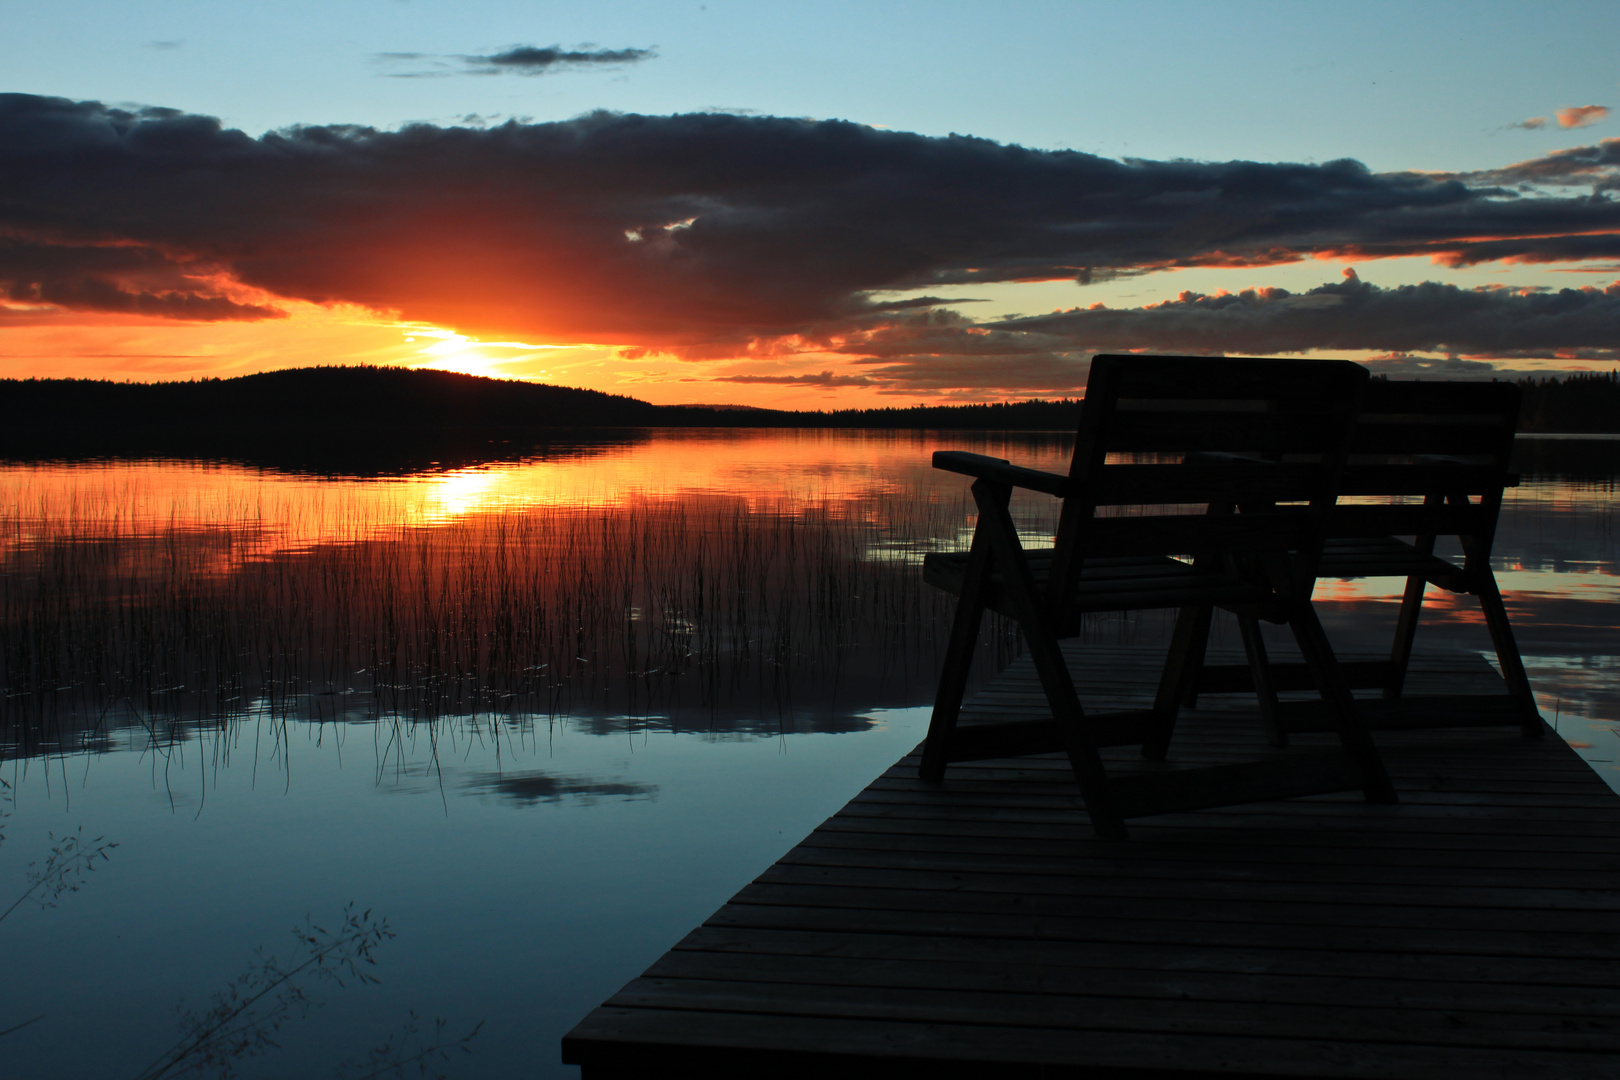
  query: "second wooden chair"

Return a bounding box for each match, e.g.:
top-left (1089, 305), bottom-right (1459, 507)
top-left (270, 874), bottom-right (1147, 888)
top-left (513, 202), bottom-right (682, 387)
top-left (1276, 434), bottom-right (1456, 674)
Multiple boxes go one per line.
top-left (1188, 378), bottom-right (1543, 743)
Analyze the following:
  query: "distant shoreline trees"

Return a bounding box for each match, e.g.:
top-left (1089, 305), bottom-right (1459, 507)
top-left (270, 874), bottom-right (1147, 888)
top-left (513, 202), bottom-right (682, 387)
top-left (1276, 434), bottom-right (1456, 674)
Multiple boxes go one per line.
top-left (1, 366), bottom-right (1615, 464)
top-left (1512, 370), bottom-right (1620, 433)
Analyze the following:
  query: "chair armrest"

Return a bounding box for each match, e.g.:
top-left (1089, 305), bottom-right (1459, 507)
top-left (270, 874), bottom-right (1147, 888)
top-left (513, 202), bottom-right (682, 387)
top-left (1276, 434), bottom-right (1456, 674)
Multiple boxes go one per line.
top-left (932, 451), bottom-right (1068, 495)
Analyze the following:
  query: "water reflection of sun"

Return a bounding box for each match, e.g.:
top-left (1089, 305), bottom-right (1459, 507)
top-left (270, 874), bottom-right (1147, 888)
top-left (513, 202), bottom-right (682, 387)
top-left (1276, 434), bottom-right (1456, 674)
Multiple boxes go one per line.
top-left (411, 469), bottom-right (503, 522)
top-left (0, 430), bottom-right (1034, 561)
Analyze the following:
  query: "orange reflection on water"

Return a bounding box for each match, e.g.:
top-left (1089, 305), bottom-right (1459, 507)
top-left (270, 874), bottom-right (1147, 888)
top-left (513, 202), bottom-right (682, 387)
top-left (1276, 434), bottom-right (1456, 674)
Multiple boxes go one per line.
top-left (1314, 570), bottom-right (1620, 616)
top-left (0, 430), bottom-right (1070, 559)
top-left (7, 432), bottom-right (1616, 611)
top-left (1312, 474), bottom-right (1620, 611)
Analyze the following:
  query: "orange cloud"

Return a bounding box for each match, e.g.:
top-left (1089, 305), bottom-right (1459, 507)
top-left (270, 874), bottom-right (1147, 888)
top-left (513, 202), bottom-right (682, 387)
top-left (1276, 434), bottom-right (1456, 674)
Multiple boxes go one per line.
top-left (0, 236), bottom-right (282, 321)
top-left (711, 370), bottom-right (876, 387)
top-left (1310, 232), bottom-right (1620, 269)
top-left (1557, 105), bottom-right (1611, 129)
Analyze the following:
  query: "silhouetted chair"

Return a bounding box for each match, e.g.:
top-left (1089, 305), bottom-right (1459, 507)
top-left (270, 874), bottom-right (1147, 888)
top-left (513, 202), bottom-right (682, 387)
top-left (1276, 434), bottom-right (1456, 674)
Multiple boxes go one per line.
top-left (1189, 379), bottom-right (1543, 742)
top-left (919, 354), bottom-right (1395, 839)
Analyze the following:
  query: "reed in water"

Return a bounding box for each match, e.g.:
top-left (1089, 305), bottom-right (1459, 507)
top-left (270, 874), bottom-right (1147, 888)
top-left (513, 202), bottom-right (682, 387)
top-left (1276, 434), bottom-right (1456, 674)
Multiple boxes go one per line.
top-left (1, 483), bottom-right (1044, 759)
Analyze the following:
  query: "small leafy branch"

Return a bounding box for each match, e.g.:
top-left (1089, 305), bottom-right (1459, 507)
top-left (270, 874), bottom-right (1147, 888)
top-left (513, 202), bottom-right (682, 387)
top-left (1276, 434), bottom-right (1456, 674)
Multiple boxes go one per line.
top-left (132, 904), bottom-right (395, 1080)
top-left (0, 824), bottom-right (119, 926)
top-left (0, 778), bottom-right (121, 1040)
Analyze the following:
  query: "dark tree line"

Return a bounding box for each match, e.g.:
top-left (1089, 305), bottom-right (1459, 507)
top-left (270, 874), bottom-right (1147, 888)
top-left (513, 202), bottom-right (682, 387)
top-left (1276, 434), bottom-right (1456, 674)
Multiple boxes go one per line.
top-left (1514, 371), bottom-right (1620, 433)
top-left (1, 366), bottom-right (1615, 466)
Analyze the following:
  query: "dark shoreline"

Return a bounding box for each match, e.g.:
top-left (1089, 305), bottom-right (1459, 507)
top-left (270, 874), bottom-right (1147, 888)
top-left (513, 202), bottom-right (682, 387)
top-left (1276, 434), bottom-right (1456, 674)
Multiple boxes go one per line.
top-left (4, 428), bottom-right (1615, 484)
top-left (4, 366), bottom-right (1618, 476)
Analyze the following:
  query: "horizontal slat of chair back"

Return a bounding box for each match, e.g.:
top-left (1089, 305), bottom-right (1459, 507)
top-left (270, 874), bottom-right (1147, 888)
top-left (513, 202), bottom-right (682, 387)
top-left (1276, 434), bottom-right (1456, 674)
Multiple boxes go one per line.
top-left (1362, 379), bottom-right (1520, 414)
top-left (1350, 423), bottom-right (1508, 456)
top-left (1072, 355), bottom-right (1367, 511)
top-left (1051, 357), bottom-right (1367, 599)
top-left (1337, 463), bottom-right (1501, 497)
top-left (1331, 502), bottom-right (1494, 538)
top-left (1349, 380), bottom-right (1519, 460)
top-left (1099, 411), bottom-right (1348, 456)
top-left (1088, 463), bottom-right (1325, 506)
top-left (1100, 355), bottom-right (1371, 399)
top-left (1079, 509), bottom-right (1320, 558)
top-left (1335, 380), bottom-right (1520, 535)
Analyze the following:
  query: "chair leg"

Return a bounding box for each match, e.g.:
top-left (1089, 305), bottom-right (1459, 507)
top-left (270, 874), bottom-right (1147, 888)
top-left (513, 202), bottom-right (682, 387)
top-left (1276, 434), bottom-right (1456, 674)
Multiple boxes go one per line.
top-left (965, 479), bottom-right (1126, 839)
top-left (1288, 603), bottom-right (1398, 804)
top-left (1179, 511), bottom-right (1234, 712)
top-left (1237, 615), bottom-right (1286, 747)
top-left (1142, 604), bottom-right (1209, 761)
top-left (918, 593), bottom-right (985, 781)
top-left (1385, 573), bottom-right (1427, 701)
top-left (1476, 574), bottom-right (1545, 739)
top-left (919, 528), bottom-right (995, 781)
top-left (1025, 628), bottom-right (1126, 839)
top-left (1387, 513), bottom-right (1440, 701)
top-left (1177, 604), bottom-right (1216, 709)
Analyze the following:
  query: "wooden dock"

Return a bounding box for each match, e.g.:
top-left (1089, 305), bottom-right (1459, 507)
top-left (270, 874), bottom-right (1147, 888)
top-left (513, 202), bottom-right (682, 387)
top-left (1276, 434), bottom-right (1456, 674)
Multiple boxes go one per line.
top-left (562, 646), bottom-right (1620, 1079)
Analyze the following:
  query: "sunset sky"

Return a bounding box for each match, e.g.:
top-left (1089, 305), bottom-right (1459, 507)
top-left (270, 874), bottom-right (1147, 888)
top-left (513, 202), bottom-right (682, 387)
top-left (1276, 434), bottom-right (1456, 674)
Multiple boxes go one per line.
top-left (3, 0), bottom-right (1619, 409)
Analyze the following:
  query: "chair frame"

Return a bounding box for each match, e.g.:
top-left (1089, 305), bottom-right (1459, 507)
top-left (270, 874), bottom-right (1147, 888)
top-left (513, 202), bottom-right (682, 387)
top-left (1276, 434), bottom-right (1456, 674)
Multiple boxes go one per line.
top-left (919, 354), bottom-right (1397, 839)
top-left (1188, 379), bottom-right (1543, 742)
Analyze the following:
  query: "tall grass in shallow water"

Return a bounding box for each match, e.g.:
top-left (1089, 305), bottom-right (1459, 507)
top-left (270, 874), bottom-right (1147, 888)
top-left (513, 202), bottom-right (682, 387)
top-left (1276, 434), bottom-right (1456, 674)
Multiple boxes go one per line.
top-left (1, 481), bottom-right (1032, 760)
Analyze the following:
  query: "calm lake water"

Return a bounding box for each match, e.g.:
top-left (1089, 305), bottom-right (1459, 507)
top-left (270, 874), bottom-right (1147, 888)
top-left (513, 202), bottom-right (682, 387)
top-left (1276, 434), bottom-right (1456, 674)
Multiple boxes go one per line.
top-left (2, 429), bottom-right (1617, 1079)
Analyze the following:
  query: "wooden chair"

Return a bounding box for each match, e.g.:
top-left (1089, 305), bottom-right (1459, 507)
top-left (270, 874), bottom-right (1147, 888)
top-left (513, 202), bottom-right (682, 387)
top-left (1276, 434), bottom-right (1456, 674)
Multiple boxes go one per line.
top-left (1189, 379), bottom-right (1543, 743)
top-left (920, 354), bottom-right (1396, 839)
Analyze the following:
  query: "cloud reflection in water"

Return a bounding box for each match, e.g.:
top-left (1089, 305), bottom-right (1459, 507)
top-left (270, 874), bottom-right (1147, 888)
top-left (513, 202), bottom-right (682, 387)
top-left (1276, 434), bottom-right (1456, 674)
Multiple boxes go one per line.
top-left (462, 770), bottom-right (657, 806)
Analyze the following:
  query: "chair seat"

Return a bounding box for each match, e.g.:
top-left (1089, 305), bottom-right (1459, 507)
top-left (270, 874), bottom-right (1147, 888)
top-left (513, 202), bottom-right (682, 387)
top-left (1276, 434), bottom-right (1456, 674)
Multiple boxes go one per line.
top-left (922, 550), bottom-right (1270, 618)
top-left (1319, 537), bottom-right (1471, 592)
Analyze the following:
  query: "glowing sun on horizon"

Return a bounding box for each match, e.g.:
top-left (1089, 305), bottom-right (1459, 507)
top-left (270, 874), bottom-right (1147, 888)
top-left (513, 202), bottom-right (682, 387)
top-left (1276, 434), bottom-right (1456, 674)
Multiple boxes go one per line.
top-left (401, 326), bottom-right (584, 382)
top-left (407, 328), bottom-right (506, 379)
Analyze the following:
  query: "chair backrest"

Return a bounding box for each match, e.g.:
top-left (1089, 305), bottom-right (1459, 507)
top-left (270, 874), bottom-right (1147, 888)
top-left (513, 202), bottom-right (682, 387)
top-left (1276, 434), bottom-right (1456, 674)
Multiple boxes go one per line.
top-left (1332, 379), bottom-right (1522, 570)
top-left (1049, 354), bottom-right (1369, 608)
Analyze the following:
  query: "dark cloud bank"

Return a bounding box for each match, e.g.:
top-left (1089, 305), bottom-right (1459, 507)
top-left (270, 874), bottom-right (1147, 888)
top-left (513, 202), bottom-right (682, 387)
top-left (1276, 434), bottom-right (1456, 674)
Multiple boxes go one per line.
top-left (994, 270), bottom-right (1620, 363)
top-left (1, 93), bottom-right (1618, 390)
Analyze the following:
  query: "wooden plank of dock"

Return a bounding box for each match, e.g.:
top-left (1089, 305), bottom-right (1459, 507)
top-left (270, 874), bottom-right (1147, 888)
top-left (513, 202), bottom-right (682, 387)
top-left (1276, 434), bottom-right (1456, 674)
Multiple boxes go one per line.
top-left (562, 646), bottom-right (1620, 1079)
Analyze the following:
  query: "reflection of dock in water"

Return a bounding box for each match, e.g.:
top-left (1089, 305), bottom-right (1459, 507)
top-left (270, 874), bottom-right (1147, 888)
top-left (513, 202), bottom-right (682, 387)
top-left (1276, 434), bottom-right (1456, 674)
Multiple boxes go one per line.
top-left (564, 646), bottom-right (1620, 1079)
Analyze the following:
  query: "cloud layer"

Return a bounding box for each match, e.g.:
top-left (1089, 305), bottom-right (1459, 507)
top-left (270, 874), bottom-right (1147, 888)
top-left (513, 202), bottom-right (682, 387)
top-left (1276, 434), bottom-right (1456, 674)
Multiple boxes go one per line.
top-left (0, 235), bottom-right (280, 320)
top-left (1, 93), bottom-right (1618, 386)
top-left (995, 270), bottom-right (1620, 361)
top-left (471, 45), bottom-right (656, 73)
top-left (797, 275), bottom-right (1620, 394)
top-left (377, 44), bottom-right (657, 78)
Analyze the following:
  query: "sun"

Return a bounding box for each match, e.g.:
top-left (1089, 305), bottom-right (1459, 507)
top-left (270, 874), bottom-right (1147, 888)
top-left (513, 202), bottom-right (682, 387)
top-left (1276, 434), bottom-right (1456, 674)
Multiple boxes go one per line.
top-left (399, 326), bottom-right (594, 383)
top-left (407, 328), bottom-right (507, 379)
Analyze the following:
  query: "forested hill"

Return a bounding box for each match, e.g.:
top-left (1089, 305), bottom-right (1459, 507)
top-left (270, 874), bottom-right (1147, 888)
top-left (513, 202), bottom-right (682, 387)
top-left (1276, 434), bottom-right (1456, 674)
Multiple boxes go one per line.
top-left (0, 366), bottom-right (1615, 460)
top-left (0, 366), bottom-right (665, 435)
